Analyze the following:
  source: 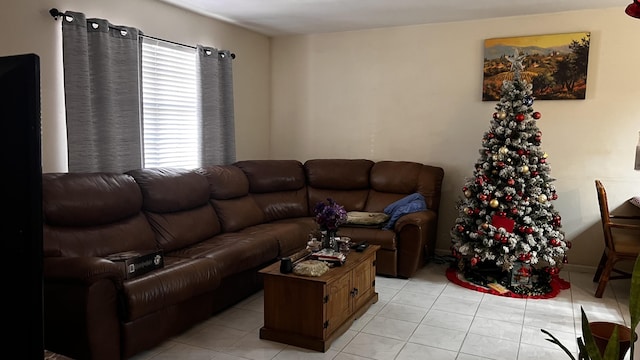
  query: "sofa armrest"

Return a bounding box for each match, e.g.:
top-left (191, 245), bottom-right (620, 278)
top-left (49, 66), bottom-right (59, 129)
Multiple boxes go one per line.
top-left (43, 257), bottom-right (124, 360)
top-left (44, 256), bottom-right (125, 286)
top-left (394, 210), bottom-right (433, 229)
top-left (394, 210), bottom-right (439, 278)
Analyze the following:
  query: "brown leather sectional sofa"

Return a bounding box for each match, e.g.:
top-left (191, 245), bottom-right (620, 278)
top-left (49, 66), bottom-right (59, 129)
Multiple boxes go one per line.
top-left (42, 159), bottom-right (444, 360)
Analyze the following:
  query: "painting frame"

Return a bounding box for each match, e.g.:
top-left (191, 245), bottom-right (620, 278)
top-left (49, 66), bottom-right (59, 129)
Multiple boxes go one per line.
top-left (482, 32), bottom-right (591, 101)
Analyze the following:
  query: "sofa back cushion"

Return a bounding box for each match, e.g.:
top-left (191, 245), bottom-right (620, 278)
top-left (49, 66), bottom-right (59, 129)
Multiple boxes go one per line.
top-left (42, 173), bottom-right (157, 257)
top-left (304, 159), bottom-right (373, 212)
top-left (197, 165), bottom-right (266, 232)
top-left (234, 160), bottom-right (309, 221)
top-left (366, 161), bottom-right (445, 212)
top-left (127, 168), bottom-right (221, 252)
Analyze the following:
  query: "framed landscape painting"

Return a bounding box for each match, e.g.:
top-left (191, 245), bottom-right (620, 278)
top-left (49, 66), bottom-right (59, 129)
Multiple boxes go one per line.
top-left (482, 32), bottom-right (591, 101)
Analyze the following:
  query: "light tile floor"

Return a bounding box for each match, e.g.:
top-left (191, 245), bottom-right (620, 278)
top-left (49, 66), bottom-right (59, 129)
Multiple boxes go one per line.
top-left (130, 261), bottom-right (637, 360)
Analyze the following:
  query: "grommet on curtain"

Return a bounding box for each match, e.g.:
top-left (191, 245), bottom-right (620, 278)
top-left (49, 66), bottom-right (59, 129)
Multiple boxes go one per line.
top-left (219, 51), bottom-right (236, 59)
top-left (120, 30), bottom-right (128, 36)
top-left (91, 22), bottom-right (99, 29)
top-left (65, 15), bottom-right (74, 22)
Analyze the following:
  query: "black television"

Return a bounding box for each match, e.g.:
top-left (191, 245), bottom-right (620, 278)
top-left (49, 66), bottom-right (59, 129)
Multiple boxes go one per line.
top-left (0, 53), bottom-right (43, 358)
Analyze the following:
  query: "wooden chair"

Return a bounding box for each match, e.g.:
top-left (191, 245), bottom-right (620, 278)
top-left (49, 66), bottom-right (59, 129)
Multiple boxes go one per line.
top-left (593, 180), bottom-right (640, 298)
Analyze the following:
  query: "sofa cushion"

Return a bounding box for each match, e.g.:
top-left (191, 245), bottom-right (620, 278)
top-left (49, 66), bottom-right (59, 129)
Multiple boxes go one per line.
top-left (197, 165), bottom-right (249, 200)
top-left (145, 204), bottom-right (221, 252)
top-left (367, 161), bottom-right (444, 212)
top-left (305, 159), bottom-right (373, 190)
top-left (127, 168), bottom-right (222, 251)
top-left (305, 159), bottom-right (373, 212)
top-left (122, 257), bottom-right (220, 321)
top-left (252, 190), bottom-right (309, 221)
top-left (198, 165), bottom-right (266, 232)
top-left (370, 161), bottom-right (422, 194)
top-left (253, 219), bottom-right (316, 256)
top-left (234, 160), bottom-right (306, 193)
top-left (336, 226), bottom-right (396, 251)
top-left (42, 173), bottom-right (157, 257)
top-left (234, 160), bottom-right (310, 221)
top-left (43, 173), bottom-right (143, 226)
top-left (169, 231), bottom-right (280, 277)
top-left (127, 168), bottom-right (211, 212)
top-left (211, 196), bottom-right (266, 233)
top-left (44, 214), bottom-right (157, 258)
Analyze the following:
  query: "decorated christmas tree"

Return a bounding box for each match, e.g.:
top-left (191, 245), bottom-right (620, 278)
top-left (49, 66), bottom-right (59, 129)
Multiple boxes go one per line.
top-left (450, 49), bottom-right (570, 295)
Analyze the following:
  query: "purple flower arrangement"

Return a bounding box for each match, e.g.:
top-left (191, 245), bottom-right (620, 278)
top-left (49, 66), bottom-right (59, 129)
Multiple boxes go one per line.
top-left (313, 198), bottom-right (347, 231)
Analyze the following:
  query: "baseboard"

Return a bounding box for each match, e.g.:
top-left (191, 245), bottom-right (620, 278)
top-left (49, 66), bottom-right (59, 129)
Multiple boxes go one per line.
top-left (434, 249), bottom-right (450, 257)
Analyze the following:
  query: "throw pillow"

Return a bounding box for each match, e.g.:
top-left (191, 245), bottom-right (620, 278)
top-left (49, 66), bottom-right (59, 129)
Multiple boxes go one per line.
top-left (346, 211), bottom-right (390, 226)
top-left (630, 196), bottom-right (640, 209)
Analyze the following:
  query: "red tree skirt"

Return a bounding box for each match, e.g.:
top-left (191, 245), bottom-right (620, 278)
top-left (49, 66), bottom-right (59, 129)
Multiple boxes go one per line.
top-left (446, 267), bottom-right (570, 299)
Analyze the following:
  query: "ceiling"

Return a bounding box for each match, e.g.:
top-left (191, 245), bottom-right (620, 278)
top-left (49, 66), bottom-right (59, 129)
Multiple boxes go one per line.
top-left (157, 0), bottom-right (627, 36)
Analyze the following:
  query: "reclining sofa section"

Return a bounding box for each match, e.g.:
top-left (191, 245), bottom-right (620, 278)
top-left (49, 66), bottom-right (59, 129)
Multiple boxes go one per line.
top-left (42, 159), bottom-right (444, 360)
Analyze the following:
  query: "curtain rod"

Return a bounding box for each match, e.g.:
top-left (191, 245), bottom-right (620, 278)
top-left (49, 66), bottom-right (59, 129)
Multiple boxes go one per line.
top-left (49, 8), bottom-right (236, 59)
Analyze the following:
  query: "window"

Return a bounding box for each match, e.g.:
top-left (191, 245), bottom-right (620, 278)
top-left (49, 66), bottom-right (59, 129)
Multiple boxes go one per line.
top-left (141, 37), bottom-right (200, 168)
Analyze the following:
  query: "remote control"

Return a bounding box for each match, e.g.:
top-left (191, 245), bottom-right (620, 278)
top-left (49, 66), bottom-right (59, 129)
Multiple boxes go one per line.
top-left (355, 242), bottom-right (369, 252)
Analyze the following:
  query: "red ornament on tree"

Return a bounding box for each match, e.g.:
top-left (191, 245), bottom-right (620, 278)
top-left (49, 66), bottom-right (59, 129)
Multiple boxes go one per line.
top-left (532, 112), bottom-right (541, 119)
top-left (518, 253), bottom-right (531, 261)
top-left (507, 178), bottom-right (515, 186)
top-left (515, 113), bottom-right (525, 122)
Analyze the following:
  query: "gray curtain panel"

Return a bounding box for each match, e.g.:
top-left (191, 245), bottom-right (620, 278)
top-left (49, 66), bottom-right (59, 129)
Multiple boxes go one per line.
top-left (62, 11), bottom-right (143, 173)
top-left (197, 45), bottom-right (236, 166)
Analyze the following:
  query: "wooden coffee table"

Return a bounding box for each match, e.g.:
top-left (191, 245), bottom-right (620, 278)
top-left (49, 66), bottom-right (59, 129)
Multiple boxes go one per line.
top-left (259, 245), bottom-right (379, 352)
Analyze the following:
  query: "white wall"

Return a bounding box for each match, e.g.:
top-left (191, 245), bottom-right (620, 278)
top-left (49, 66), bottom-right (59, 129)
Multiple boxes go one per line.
top-left (271, 8), bottom-right (640, 268)
top-left (3, 1), bottom-right (639, 268)
top-left (2, 0), bottom-right (271, 172)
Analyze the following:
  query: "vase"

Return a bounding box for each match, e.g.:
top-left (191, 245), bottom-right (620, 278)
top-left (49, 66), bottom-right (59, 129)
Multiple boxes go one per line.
top-left (321, 230), bottom-right (337, 250)
top-left (589, 321), bottom-right (638, 360)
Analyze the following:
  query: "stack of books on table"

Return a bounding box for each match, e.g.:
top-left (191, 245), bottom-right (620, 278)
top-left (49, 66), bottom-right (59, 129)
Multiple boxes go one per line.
top-left (311, 248), bottom-right (346, 266)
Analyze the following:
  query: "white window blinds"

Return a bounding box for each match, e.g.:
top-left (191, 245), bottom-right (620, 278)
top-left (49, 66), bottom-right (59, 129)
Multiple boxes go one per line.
top-left (141, 37), bottom-right (200, 168)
